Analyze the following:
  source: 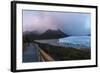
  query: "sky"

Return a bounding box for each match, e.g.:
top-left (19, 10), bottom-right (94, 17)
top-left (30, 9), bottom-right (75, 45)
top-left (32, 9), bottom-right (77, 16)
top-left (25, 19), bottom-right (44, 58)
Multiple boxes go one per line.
top-left (23, 10), bottom-right (91, 36)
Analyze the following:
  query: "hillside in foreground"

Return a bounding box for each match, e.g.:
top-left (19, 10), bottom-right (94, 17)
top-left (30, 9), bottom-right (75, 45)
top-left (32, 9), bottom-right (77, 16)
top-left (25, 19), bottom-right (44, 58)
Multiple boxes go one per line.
top-left (36, 42), bottom-right (91, 61)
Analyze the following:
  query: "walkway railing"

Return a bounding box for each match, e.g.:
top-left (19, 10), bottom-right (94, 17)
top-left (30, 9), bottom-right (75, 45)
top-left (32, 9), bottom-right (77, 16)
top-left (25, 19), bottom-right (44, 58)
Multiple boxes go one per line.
top-left (34, 43), bottom-right (54, 61)
top-left (39, 48), bottom-right (54, 61)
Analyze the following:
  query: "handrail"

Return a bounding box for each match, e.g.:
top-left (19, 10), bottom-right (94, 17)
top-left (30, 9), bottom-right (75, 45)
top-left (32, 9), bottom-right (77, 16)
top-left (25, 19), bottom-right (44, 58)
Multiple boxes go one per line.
top-left (32, 43), bottom-right (54, 61)
top-left (39, 48), bottom-right (54, 61)
top-left (23, 43), bottom-right (54, 62)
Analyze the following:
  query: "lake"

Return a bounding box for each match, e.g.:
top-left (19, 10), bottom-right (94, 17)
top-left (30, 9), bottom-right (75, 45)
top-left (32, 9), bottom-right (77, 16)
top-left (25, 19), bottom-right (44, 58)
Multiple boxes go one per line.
top-left (35, 36), bottom-right (90, 49)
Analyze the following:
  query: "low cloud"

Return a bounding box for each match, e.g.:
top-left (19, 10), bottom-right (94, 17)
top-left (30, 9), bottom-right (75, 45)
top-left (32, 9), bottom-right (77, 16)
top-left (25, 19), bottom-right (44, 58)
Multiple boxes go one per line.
top-left (23, 11), bottom-right (58, 34)
top-left (23, 11), bottom-right (90, 36)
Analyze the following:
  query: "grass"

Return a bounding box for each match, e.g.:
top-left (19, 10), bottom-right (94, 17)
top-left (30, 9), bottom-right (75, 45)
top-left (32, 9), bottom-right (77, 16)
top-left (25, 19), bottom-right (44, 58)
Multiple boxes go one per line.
top-left (36, 42), bottom-right (91, 61)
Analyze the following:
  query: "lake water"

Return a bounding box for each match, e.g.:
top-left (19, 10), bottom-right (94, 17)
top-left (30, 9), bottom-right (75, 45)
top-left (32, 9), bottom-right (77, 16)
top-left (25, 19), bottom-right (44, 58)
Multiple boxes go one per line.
top-left (35, 36), bottom-right (90, 49)
top-left (59, 36), bottom-right (90, 48)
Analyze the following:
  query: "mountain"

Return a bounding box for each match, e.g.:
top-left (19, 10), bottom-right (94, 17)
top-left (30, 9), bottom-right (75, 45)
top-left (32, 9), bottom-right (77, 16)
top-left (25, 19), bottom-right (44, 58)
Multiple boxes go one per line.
top-left (23, 31), bottom-right (40, 42)
top-left (23, 29), bottom-right (68, 42)
top-left (40, 29), bottom-right (68, 39)
top-left (23, 31), bottom-right (39, 35)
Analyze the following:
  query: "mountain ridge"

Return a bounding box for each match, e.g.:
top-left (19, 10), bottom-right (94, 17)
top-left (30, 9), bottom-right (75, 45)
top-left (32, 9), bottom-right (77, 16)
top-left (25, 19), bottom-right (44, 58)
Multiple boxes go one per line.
top-left (23, 29), bottom-right (68, 42)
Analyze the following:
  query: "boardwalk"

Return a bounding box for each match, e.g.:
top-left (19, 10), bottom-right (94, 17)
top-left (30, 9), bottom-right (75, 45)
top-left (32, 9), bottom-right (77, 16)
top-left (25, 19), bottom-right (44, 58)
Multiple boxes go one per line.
top-left (23, 43), bottom-right (40, 62)
top-left (23, 43), bottom-right (54, 62)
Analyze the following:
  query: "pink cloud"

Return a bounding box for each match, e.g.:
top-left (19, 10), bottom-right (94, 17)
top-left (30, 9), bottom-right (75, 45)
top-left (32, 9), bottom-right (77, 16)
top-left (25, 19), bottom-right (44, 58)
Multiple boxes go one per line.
top-left (23, 12), bottom-right (58, 34)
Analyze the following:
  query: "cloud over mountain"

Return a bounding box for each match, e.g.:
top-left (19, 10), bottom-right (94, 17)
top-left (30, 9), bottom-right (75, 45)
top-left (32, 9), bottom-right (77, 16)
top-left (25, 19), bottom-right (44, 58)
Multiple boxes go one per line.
top-left (23, 11), bottom-right (91, 36)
